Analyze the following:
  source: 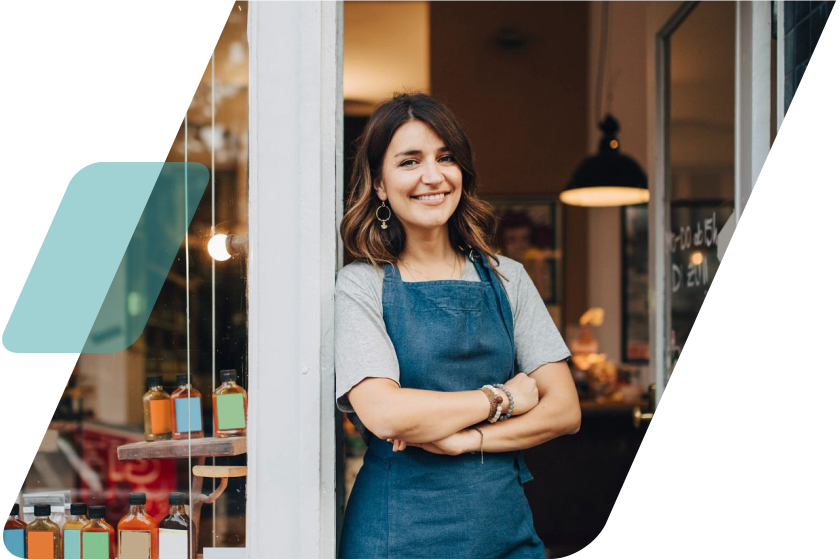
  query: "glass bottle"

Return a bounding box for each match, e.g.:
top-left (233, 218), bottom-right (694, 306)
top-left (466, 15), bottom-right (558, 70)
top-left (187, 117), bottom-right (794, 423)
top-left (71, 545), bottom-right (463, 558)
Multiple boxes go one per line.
top-left (80, 506), bottom-right (114, 560)
top-left (117, 493), bottom-right (158, 559)
top-left (158, 493), bottom-right (196, 559)
top-left (4, 503), bottom-right (26, 559)
top-left (143, 375), bottom-right (171, 441)
top-left (62, 503), bottom-right (89, 559)
top-left (170, 374), bottom-right (204, 440)
top-left (212, 369), bottom-right (248, 437)
top-left (26, 503), bottom-right (61, 559)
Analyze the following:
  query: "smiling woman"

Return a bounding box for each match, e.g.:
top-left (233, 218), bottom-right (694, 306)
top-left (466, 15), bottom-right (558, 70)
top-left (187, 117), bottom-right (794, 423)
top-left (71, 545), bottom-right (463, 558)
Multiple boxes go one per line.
top-left (374, 120), bottom-right (462, 238)
top-left (336, 93), bottom-right (581, 559)
top-left (341, 93), bottom-right (500, 274)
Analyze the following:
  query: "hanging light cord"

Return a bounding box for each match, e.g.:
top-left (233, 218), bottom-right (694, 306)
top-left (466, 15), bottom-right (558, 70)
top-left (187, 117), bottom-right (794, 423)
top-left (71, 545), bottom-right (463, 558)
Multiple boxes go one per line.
top-left (594, 2), bottom-right (610, 124)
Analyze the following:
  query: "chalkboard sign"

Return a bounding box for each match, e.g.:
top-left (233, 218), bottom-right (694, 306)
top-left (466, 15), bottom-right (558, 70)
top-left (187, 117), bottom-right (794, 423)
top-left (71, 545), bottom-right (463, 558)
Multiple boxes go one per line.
top-left (669, 201), bottom-right (733, 351)
top-left (621, 201), bottom-right (733, 363)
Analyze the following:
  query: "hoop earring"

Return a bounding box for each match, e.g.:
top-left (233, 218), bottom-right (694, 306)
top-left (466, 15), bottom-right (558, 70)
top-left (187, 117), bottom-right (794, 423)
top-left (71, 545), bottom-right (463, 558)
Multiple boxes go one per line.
top-left (375, 201), bottom-right (391, 230)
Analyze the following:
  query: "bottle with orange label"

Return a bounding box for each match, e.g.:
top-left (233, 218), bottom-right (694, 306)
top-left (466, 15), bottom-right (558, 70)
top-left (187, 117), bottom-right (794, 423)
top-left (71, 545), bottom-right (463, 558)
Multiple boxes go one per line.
top-left (4, 503), bottom-right (27, 558)
top-left (143, 375), bottom-right (171, 441)
top-left (81, 506), bottom-right (114, 559)
top-left (213, 369), bottom-right (248, 437)
top-left (117, 493), bottom-right (158, 559)
top-left (170, 374), bottom-right (203, 440)
top-left (26, 503), bottom-right (60, 559)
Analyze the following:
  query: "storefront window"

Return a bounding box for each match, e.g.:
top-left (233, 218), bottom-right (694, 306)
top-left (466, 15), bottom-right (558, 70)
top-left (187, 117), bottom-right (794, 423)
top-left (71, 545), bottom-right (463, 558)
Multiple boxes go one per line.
top-left (15, 3), bottom-right (249, 557)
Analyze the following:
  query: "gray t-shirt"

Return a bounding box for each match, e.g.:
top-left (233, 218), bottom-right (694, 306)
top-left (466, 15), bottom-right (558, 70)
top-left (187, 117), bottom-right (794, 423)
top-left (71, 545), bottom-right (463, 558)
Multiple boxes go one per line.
top-left (335, 254), bottom-right (572, 412)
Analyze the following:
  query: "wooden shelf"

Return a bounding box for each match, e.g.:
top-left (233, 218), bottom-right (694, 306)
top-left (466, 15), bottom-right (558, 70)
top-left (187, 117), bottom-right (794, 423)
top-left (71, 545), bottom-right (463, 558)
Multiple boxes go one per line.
top-left (117, 436), bottom-right (246, 460)
top-left (193, 465), bottom-right (247, 478)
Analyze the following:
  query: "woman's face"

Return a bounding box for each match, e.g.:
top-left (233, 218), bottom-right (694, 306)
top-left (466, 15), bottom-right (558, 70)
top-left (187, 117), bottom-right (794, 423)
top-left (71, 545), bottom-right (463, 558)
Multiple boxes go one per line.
top-left (375, 120), bottom-right (462, 235)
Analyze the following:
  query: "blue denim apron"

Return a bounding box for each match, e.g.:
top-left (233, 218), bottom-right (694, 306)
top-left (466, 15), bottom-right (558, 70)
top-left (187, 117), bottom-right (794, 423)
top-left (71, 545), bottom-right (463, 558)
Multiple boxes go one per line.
top-left (340, 253), bottom-right (545, 559)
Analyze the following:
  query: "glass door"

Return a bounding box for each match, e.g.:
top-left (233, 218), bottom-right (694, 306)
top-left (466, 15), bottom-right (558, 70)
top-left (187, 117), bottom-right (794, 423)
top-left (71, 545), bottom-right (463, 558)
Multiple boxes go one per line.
top-left (664, 2), bottom-right (736, 385)
top-left (653, 1), bottom-right (776, 396)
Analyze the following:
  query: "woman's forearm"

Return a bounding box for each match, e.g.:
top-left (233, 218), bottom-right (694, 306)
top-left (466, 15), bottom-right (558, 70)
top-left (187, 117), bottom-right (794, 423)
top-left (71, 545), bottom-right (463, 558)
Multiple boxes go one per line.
top-left (473, 391), bottom-right (580, 453)
top-left (349, 381), bottom-right (491, 443)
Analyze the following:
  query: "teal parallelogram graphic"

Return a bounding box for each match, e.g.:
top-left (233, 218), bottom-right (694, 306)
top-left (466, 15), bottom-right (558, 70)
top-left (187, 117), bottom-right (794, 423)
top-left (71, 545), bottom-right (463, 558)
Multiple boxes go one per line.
top-left (2, 162), bottom-right (209, 353)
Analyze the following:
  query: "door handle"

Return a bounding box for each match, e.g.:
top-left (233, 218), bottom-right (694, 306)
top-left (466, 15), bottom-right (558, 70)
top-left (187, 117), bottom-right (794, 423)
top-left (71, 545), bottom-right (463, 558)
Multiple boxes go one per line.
top-left (632, 383), bottom-right (656, 429)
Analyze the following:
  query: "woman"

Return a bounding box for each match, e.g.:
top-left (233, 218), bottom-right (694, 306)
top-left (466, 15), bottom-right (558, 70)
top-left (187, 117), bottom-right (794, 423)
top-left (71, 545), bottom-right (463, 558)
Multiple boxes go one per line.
top-left (336, 93), bottom-right (581, 559)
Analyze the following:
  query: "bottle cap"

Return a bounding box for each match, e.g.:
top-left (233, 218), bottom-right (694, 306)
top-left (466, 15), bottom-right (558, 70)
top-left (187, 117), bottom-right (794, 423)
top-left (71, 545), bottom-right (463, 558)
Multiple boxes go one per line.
top-left (146, 375), bottom-right (163, 389)
top-left (128, 492), bottom-right (146, 505)
top-left (33, 504), bottom-right (51, 517)
top-left (10, 503), bottom-right (19, 517)
top-left (168, 492), bottom-right (187, 506)
top-left (176, 374), bottom-right (189, 386)
top-left (220, 369), bottom-right (238, 382)
top-left (89, 506), bottom-right (106, 519)
top-left (70, 503), bottom-right (87, 516)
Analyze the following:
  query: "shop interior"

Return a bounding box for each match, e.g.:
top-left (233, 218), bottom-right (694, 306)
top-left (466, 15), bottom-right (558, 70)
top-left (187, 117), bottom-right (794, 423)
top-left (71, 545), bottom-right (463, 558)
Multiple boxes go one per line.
top-left (340, 1), bottom-right (766, 556)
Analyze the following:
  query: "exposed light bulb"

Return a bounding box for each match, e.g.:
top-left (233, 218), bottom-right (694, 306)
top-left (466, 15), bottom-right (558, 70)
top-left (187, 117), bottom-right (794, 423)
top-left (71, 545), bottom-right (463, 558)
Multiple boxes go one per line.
top-left (208, 234), bottom-right (232, 261)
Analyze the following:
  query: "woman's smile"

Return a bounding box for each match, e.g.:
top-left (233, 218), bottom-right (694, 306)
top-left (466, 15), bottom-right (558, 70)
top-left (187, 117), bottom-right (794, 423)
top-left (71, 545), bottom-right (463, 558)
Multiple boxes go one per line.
top-left (410, 191), bottom-right (451, 205)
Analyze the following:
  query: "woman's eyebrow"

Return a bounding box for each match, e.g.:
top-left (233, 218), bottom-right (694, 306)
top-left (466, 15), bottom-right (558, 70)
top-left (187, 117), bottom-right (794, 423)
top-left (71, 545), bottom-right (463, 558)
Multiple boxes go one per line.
top-left (393, 146), bottom-right (451, 158)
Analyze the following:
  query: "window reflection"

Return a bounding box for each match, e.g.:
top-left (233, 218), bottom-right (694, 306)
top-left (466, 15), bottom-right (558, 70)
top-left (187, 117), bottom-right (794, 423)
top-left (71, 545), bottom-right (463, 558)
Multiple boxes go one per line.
top-left (18, 3), bottom-right (249, 556)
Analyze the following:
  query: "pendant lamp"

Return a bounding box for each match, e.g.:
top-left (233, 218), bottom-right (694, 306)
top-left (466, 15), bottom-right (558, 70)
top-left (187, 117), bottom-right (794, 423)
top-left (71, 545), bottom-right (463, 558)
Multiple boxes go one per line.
top-left (560, 3), bottom-right (648, 207)
top-left (560, 114), bottom-right (649, 207)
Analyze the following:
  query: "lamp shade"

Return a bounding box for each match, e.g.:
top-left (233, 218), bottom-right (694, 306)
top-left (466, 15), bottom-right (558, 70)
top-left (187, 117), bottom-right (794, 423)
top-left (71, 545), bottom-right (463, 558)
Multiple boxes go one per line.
top-left (561, 114), bottom-right (648, 207)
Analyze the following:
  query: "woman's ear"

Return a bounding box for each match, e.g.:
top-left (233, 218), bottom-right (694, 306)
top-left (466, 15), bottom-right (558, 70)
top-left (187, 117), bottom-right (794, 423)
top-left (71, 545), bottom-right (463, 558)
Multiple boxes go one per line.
top-left (373, 180), bottom-right (387, 202)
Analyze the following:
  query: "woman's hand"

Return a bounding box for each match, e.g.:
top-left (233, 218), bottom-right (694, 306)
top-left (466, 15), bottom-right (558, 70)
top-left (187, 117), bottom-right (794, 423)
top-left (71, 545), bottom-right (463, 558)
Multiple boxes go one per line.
top-left (387, 428), bottom-right (480, 456)
top-left (504, 372), bottom-right (539, 416)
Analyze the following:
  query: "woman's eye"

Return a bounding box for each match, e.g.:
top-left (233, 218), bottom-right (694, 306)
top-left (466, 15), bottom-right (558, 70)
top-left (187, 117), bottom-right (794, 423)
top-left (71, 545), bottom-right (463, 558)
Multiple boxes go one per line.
top-left (399, 155), bottom-right (454, 167)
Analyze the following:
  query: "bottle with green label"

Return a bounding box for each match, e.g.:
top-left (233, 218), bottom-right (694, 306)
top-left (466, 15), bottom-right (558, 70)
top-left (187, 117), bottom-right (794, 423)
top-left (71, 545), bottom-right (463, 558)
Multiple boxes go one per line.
top-left (62, 503), bottom-right (89, 559)
top-left (4, 503), bottom-right (26, 559)
top-left (213, 369), bottom-right (248, 437)
top-left (80, 506), bottom-right (114, 559)
top-left (170, 374), bottom-right (204, 440)
top-left (26, 504), bottom-right (61, 559)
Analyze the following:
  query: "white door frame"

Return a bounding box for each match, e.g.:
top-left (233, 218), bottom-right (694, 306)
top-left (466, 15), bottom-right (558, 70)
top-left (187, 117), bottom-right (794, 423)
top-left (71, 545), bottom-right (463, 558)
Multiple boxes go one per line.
top-left (735, 1), bottom-right (772, 221)
top-left (246, 2), bottom-right (342, 557)
top-left (650, 1), bottom-right (773, 403)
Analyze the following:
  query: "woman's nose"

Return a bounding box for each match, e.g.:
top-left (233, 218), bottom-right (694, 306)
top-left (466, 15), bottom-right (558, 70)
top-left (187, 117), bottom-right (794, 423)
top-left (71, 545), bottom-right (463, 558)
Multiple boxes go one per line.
top-left (421, 161), bottom-right (444, 185)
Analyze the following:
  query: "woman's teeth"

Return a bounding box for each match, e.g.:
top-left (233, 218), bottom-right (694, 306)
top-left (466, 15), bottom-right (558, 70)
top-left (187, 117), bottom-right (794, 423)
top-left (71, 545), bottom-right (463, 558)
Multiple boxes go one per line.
top-left (414, 193), bottom-right (445, 201)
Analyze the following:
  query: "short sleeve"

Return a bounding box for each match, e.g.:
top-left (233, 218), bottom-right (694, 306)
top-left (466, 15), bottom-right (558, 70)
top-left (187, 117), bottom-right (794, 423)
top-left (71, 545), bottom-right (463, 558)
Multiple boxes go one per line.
top-left (507, 261), bottom-right (572, 373)
top-left (334, 263), bottom-right (401, 413)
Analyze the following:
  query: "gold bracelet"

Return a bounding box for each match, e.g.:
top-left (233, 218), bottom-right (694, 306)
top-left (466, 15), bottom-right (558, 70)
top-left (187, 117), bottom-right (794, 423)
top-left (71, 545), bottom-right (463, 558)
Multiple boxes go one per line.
top-left (471, 426), bottom-right (484, 464)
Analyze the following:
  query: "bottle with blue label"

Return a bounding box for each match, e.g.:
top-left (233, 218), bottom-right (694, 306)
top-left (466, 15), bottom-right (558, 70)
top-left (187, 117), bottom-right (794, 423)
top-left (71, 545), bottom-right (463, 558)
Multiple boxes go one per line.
top-left (170, 374), bottom-right (204, 440)
top-left (62, 503), bottom-right (89, 559)
top-left (4, 503), bottom-right (26, 559)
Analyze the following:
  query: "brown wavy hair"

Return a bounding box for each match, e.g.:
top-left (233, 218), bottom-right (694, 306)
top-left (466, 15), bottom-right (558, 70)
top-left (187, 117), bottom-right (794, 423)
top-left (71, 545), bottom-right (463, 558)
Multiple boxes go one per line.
top-left (341, 93), bottom-right (500, 270)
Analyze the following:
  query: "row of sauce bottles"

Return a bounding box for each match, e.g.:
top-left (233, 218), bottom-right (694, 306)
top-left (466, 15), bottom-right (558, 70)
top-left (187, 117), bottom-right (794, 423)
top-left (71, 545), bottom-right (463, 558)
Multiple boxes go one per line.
top-left (4, 493), bottom-right (194, 559)
top-left (142, 369), bottom-right (247, 441)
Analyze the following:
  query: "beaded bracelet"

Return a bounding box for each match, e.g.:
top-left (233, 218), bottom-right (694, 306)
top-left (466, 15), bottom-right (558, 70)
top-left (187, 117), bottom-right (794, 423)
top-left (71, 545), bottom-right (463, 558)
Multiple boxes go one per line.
top-left (484, 385), bottom-right (504, 423)
top-left (481, 385), bottom-right (502, 421)
top-left (493, 383), bottom-right (514, 420)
